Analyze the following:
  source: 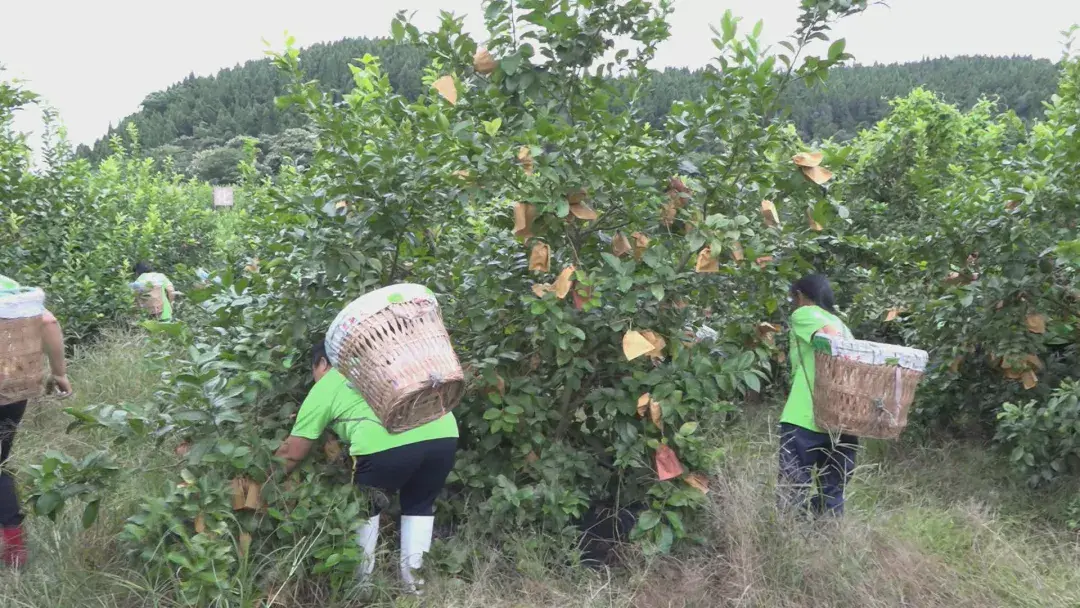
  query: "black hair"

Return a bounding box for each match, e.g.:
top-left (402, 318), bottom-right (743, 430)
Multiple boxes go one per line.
top-left (791, 274), bottom-right (837, 314)
top-left (311, 340), bottom-right (329, 368)
top-left (134, 261), bottom-right (152, 278)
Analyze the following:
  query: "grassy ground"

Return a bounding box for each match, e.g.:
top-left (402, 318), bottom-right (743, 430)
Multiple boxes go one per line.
top-left (1, 331), bottom-right (1077, 607)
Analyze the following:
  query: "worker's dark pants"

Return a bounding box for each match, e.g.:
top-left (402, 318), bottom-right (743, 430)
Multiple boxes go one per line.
top-left (777, 423), bottom-right (858, 516)
top-left (352, 437), bottom-right (457, 516)
top-left (0, 401), bottom-right (27, 527)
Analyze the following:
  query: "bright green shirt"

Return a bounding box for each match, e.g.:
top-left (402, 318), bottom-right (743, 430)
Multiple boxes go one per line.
top-left (290, 368), bottom-right (458, 456)
top-left (781, 305), bottom-right (853, 432)
top-left (135, 272), bottom-right (174, 321)
top-left (0, 275), bottom-right (19, 290)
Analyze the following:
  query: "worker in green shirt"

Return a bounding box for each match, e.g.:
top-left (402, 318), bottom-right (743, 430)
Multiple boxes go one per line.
top-left (132, 261), bottom-right (176, 321)
top-left (274, 339), bottom-right (458, 593)
top-left (778, 274), bottom-right (857, 516)
top-left (0, 273), bottom-right (73, 568)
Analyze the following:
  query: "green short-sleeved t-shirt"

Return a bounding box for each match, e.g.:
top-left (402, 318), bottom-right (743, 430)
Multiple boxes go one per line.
top-left (0, 275), bottom-right (19, 290)
top-left (135, 272), bottom-right (174, 321)
top-left (289, 368), bottom-right (458, 456)
top-left (781, 305), bottom-right (853, 432)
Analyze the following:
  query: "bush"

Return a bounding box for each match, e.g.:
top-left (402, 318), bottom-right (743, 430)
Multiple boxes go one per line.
top-left (997, 380), bottom-right (1080, 486)
top-left (0, 104), bottom-right (222, 343)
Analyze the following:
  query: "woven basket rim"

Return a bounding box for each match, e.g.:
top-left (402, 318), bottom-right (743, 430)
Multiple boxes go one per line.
top-left (0, 287), bottom-right (45, 319)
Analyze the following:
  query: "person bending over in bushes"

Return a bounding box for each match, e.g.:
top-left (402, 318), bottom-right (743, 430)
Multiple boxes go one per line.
top-left (132, 261), bottom-right (176, 321)
top-left (273, 340), bottom-right (458, 594)
top-left (0, 274), bottom-right (73, 568)
top-left (778, 274), bottom-right (858, 516)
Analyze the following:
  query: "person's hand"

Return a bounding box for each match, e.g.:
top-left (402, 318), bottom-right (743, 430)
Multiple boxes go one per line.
top-left (52, 374), bottom-right (73, 397)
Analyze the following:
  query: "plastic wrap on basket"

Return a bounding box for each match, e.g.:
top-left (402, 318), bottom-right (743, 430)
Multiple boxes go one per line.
top-left (325, 284), bottom-right (464, 433)
top-left (0, 287), bottom-right (46, 405)
top-left (810, 334), bottom-right (927, 439)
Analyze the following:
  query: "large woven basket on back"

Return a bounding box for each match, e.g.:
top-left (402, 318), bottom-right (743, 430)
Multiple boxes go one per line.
top-left (326, 284), bottom-right (464, 434)
top-left (132, 282), bottom-right (164, 316)
top-left (0, 287), bottom-right (46, 405)
top-left (811, 334), bottom-right (928, 439)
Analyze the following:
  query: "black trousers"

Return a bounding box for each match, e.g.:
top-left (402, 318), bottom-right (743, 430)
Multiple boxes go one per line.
top-left (778, 422), bottom-right (858, 516)
top-left (352, 437), bottom-right (457, 517)
top-left (0, 400), bottom-right (27, 527)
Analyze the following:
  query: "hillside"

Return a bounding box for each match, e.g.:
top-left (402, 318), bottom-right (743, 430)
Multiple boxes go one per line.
top-left (78, 39), bottom-right (1060, 183)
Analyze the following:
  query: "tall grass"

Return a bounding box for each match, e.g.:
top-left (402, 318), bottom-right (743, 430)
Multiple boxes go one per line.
top-left (1, 332), bottom-right (1076, 607)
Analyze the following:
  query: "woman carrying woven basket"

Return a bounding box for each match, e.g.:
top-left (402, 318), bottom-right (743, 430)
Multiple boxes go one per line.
top-left (0, 274), bottom-right (73, 567)
top-left (274, 341), bottom-right (458, 593)
top-left (778, 274), bottom-right (858, 516)
top-left (132, 261), bottom-right (176, 321)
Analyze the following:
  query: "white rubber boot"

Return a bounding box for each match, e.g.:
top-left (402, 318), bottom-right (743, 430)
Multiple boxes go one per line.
top-left (355, 514), bottom-right (380, 580)
top-left (399, 515), bottom-right (434, 594)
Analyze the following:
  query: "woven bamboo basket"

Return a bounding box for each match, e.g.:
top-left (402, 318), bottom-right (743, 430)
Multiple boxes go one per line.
top-left (810, 335), bottom-right (928, 439)
top-left (133, 282), bottom-right (164, 316)
top-left (0, 288), bottom-right (46, 405)
top-left (326, 284), bottom-right (464, 434)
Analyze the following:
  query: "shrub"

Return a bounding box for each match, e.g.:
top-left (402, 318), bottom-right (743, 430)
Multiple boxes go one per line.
top-left (997, 380), bottom-right (1080, 486)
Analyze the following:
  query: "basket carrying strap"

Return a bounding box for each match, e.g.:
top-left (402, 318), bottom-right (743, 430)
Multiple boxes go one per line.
top-left (793, 337), bottom-right (824, 432)
top-left (333, 416), bottom-right (382, 426)
top-left (893, 367), bottom-right (902, 417)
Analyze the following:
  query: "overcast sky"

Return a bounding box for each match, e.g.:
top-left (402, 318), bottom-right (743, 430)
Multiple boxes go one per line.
top-left (2, 0), bottom-right (1078, 147)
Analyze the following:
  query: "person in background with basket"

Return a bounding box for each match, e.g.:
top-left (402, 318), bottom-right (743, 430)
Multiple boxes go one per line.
top-left (778, 274), bottom-right (858, 517)
top-left (274, 340), bottom-right (459, 593)
top-left (0, 274), bottom-right (73, 568)
top-left (131, 261), bottom-right (176, 321)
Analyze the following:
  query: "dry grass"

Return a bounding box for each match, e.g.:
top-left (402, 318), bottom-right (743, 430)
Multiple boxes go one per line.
top-left (0, 331), bottom-right (1077, 607)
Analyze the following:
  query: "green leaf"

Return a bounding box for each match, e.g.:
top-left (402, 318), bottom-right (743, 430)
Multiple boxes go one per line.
top-left (82, 500), bottom-right (100, 529)
top-left (483, 118), bottom-right (502, 137)
top-left (484, 0), bottom-right (504, 22)
top-left (687, 232), bottom-right (706, 252)
top-left (391, 19), bottom-right (405, 42)
top-left (601, 253), bottom-right (623, 273)
top-left (665, 510), bottom-right (686, 537)
top-left (742, 371), bottom-right (761, 392)
top-left (483, 408), bottom-right (502, 420)
top-left (501, 52), bottom-right (523, 75)
top-left (36, 491), bottom-right (63, 516)
top-left (556, 199), bottom-right (570, 218)
top-left (637, 510), bottom-right (661, 531)
top-left (1010, 446), bottom-right (1025, 462)
top-left (651, 284), bottom-right (665, 302)
top-left (656, 522), bottom-right (674, 553)
top-left (828, 39), bottom-right (847, 61)
top-left (678, 421), bottom-right (699, 436)
top-left (720, 10), bottom-right (737, 42)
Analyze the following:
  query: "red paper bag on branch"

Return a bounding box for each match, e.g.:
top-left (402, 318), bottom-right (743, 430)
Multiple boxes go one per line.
top-left (655, 444), bottom-right (684, 481)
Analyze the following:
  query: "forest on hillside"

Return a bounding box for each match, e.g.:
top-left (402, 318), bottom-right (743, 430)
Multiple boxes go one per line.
top-left (76, 36), bottom-right (1059, 184)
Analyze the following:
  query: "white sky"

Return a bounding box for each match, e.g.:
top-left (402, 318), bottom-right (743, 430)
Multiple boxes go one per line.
top-left (2, 0), bottom-right (1078, 147)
